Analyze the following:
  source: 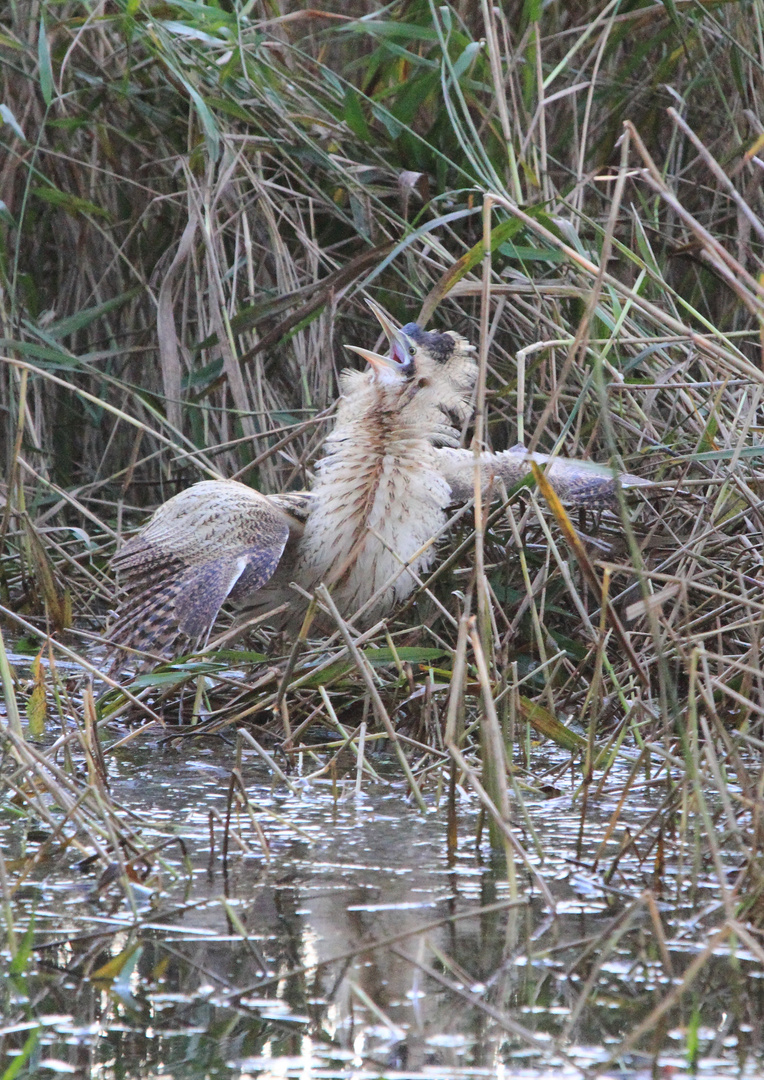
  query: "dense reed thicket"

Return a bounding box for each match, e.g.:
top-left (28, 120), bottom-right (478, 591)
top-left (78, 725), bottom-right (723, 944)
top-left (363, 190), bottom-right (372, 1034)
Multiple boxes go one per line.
top-left (2, 1), bottom-right (764, 752)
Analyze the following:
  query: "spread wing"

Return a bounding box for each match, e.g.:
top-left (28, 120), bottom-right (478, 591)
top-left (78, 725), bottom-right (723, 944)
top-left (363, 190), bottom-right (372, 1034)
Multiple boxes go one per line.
top-left (109, 480), bottom-right (296, 662)
top-left (435, 446), bottom-right (652, 508)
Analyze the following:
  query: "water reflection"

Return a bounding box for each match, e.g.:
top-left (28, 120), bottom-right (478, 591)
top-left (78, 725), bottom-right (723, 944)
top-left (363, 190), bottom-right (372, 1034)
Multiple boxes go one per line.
top-left (2, 737), bottom-right (763, 1079)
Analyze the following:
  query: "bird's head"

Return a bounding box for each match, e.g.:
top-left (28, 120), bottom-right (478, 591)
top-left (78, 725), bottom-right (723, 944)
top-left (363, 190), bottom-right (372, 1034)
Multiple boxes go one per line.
top-left (343, 301), bottom-right (477, 434)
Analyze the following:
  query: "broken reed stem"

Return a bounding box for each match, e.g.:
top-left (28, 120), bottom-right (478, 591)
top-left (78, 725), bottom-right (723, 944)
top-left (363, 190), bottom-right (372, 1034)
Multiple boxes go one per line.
top-left (576, 567), bottom-right (610, 861)
top-left (444, 609), bottom-right (472, 865)
top-left (355, 716), bottom-right (367, 797)
top-left (0, 365), bottom-right (27, 548)
top-left (82, 682), bottom-right (109, 793)
top-left (444, 604), bottom-right (471, 747)
top-left (223, 772), bottom-right (236, 873)
top-left (316, 584), bottom-right (427, 813)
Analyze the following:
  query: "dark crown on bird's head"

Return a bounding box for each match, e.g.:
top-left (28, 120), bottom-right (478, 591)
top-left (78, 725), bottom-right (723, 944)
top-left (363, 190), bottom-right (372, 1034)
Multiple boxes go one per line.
top-left (369, 316), bottom-right (477, 437)
top-left (343, 302), bottom-right (477, 428)
top-left (399, 324), bottom-right (459, 368)
top-left (381, 320), bottom-right (475, 388)
top-left (396, 322), bottom-right (477, 397)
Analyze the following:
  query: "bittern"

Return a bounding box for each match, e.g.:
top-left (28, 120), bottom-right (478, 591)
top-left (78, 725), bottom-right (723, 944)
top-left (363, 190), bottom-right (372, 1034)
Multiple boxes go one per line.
top-left (109, 303), bottom-right (650, 661)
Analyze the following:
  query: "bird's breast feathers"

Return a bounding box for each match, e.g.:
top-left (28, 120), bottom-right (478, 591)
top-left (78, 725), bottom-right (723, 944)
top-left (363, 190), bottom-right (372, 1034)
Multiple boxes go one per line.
top-left (296, 418), bottom-right (452, 616)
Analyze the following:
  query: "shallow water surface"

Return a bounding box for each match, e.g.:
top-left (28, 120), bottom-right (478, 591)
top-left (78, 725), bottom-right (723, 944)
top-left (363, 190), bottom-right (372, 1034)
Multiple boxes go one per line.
top-left (2, 732), bottom-right (763, 1080)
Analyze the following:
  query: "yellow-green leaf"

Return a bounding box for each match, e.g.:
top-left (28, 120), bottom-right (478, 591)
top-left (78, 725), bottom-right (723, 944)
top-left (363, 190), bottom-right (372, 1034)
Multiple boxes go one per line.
top-left (91, 943), bottom-right (141, 982)
top-left (520, 696), bottom-right (586, 752)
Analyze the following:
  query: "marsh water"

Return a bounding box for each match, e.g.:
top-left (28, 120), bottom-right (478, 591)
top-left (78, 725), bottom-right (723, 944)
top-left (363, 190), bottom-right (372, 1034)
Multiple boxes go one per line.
top-left (2, 684), bottom-right (764, 1079)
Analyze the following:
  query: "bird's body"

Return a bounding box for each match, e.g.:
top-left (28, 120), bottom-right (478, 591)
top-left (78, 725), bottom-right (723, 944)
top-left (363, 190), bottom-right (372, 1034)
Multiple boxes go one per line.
top-left (287, 335), bottom-right (475, 622)
top-left (109, 309), bottom-right (650, 661)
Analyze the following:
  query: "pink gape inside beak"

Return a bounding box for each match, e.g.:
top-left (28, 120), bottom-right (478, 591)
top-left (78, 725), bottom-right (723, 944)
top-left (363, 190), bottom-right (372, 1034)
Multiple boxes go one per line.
top-left (343, 299), bottom-right (414, 376)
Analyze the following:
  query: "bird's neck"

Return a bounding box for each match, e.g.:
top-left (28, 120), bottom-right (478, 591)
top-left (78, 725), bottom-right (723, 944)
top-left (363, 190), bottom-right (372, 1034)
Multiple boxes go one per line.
top-left (315, 376), bottom-right (439, 517)
top-left (295, 375), bottom-right (452, 618)
top-left (333, 377), bottom-right (422, 446)
top-left (329, 369), bottom-right (461, 452)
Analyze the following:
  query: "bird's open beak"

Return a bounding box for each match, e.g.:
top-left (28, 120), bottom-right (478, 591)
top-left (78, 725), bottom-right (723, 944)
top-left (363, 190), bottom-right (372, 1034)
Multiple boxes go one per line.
top-left (344, 298), bottom-right (414, 374)
top-left (344, 344), bottom-right (400, 373)
top-left (364, 298), bottom-right (413, 367)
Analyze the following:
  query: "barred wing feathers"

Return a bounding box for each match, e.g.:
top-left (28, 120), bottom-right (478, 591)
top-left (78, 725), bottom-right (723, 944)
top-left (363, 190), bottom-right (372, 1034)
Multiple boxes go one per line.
top-left (109, 480), bottom-right (293, 658)
top-left (435, 446), bottom-right (652, 508)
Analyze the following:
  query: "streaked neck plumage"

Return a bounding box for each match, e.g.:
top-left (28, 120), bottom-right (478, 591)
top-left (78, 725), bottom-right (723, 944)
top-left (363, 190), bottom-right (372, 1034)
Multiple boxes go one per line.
top-left (294, 334), bottom-right (476, 622)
